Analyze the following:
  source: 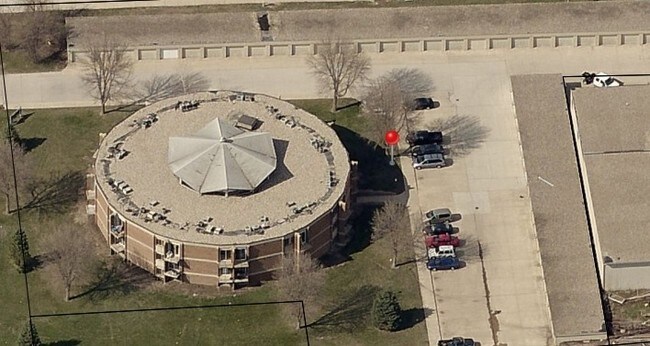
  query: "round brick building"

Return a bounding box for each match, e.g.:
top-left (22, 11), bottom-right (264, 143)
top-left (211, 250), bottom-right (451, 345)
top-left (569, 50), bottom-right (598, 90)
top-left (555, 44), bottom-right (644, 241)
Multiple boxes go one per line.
top-left (90, 91), bottom-right (353, 288)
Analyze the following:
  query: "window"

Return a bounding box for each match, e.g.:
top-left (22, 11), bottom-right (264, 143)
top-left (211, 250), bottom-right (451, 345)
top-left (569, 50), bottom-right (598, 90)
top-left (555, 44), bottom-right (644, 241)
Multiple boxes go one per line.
top-left (299, 229), bottom-right (308, 244)
top-left (284, 237), bottom-right (293, 247)
top-left (220, 267), bottom-right (232, 275)
top-left (219, 249), bottom-right (231, 261)
top-left (234, 248), bottom-right (247, 260)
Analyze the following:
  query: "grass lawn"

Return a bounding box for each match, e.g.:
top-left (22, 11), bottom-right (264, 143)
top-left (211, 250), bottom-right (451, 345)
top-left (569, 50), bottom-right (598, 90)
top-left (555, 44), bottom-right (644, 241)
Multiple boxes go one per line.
top-left (289, 99), bottom-right (405, 193)
top-left (312, 206), bottom-right (428, 346)
top-left (0, 103), bottom-right (425, 345)
top-left (2, 50), bottom-right (66, 74)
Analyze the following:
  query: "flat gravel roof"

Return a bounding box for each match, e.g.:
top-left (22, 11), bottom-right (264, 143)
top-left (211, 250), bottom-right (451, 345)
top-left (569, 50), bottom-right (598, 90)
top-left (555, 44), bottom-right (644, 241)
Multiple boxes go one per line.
top-left (573, 85), bottom-right (650, 263)
top-left (511, 74), bottom-right (605, 340)
top-left (95, 91), bottom-right (349, 246)
top-left (68, 1), bottom-right (650, 47)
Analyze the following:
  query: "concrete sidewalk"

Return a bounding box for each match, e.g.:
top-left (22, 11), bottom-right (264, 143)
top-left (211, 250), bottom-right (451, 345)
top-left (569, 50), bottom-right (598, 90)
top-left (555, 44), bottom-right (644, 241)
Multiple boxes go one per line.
top-left (0, 0), bottom-right (361, 13)
top-left (3, 45), bottom-right (649, 110)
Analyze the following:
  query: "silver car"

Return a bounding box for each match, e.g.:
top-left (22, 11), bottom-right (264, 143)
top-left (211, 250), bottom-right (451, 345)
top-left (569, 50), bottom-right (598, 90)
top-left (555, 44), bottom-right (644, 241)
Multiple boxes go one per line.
top-left (413, 153), bottom-right (445, 169)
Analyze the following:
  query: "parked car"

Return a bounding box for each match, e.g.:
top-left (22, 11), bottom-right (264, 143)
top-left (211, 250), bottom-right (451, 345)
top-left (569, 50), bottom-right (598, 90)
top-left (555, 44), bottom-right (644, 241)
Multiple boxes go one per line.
top-left (423, 208), bottom-right (453, 223)
top-left (406, 130), bottom-right (443, 146)
top-left (425, 233), bottom-right (460, 248)
top-left (427, 256), bottom-right (461, 271)
top-left (412, 97), bottom-right (439, 110)
top-left (422, 222), bottom-right (454, 236)
top-left (411, 143), bottom-right (444, 157)
top-left (413, 153), bottom-right (446, 169)
top-left (438, 337), bottom-right (476, 346)
top-left (428, 245), bottom-right (456, 258)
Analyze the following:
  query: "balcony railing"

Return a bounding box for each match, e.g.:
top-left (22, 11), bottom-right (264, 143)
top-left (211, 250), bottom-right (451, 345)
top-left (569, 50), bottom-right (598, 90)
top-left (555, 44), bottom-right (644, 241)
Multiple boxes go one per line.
top-left (234, 276), bottom-right (249, 283)
top-left (164, 269), bottom-right (181, 279)
top-left (110, 242), bottom-right (125, 253)
top-left (164, 252), bottom-right (180, 264)
top-left (155, 244), bottom-right (165, 255)
top-left (110, 224), bottom-right (125, 236)
top-left (219, 274), bottom-right (233, 282)
top-left (155, 259), bottom-right (165, 270)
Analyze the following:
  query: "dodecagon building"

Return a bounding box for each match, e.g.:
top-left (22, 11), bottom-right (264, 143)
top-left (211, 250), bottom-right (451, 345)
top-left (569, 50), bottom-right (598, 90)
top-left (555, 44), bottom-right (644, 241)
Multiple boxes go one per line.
top-left (90, 91), bottom-right (354, 288)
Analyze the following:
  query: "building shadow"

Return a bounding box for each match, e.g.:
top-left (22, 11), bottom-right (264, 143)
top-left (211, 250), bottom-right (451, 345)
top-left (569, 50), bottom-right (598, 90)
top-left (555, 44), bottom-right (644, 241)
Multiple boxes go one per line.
top-left (331, 124), bottom-right (405, 194)
top-left (255, 139), bottom-right (293, 193)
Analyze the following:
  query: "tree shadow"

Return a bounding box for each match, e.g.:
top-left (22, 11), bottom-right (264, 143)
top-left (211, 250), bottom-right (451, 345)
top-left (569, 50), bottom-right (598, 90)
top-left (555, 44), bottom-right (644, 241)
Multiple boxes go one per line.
top-left (133, 71), bottom-right (211, 104)
top-left (384, 67), bottom-right (435, 99)
top-left (428, 115), bottom-right (490, 157)
top-left (398, 307), bottom-right (433, 331)
top-left (331, 124), bottom-right (404, 193)
top-left (45, 340), bottom-right (82, 346)
top-left (21, 137), bottom-right (47, 152)
top-left (72, 259), bottom-right (153, 302)
top-left (23, 171), bottom-right (85, 215)
top-left (309, 284), bottom-right (381, 332)
top-left (25, 253), bottom-right (47, 273)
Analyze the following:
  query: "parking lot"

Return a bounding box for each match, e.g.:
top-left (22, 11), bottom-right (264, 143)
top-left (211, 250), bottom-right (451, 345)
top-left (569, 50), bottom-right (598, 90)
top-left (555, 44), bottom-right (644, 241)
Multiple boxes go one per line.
top-left (400, 60), bottom-right (553, 345)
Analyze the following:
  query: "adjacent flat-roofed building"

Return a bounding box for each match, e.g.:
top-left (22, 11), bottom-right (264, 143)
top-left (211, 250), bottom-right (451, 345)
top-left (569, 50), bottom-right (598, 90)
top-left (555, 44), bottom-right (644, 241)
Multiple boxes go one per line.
top-left (89, 91), bottom-right (354, 288)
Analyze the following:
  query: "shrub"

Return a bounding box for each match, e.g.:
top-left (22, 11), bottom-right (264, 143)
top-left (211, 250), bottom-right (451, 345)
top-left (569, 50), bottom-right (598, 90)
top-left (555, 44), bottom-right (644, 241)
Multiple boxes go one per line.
top-left (9, 229), bottom-right (31, 273)
top-left (371, 290), bottom-right (402, 331)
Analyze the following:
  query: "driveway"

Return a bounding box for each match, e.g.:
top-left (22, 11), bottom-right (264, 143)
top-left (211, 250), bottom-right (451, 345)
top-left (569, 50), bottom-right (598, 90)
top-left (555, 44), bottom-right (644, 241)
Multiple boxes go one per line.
top-left (398, 59), bottom-right (552, 345)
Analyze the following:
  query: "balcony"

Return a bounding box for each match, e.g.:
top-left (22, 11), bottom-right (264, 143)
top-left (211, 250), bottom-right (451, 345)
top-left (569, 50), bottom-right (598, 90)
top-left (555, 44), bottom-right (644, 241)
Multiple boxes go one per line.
top-left (219, 274), bottom-right (233, 283)
top-left (219, 259), bottom-right (232, 267)
top-left (110, 225), bottom-right (125, 237)
top-left (110, 242), bottom-right (125, 253)
top-left (234, 276), bottom-right (249, 283)
top-left (155, 244), bottom-right (165, 255)
top-left (164, 269), bottom-right (181, 280)
top-left (155, 259), bottom-right (165, 270)
top-left (164, 251), bottom-right (180, 264)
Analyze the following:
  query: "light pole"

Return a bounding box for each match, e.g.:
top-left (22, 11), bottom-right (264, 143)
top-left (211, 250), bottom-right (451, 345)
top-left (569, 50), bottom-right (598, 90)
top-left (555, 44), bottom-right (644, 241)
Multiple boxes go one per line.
top-left (385, 129), bottom-right (400, 166)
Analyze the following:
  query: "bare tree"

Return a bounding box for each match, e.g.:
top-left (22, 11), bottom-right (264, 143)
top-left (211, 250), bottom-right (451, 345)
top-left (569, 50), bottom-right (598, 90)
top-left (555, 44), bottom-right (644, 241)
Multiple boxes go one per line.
top-left (0, 139), bottom-right (32, 214)
top-left (47, 223), bottom-right (93, 301)
top-left (18, 0), bottom-right (67, 63)
top-left (274, 252), bottom-right (325, 329)
top-left (307, 40), bottom-right (370, 112)
top-left (360, 68), bottom-right (432, 146)
top-left (371, 201), bottom-right (413, 268)
top-left (80, 37), bottom-right (133, 115)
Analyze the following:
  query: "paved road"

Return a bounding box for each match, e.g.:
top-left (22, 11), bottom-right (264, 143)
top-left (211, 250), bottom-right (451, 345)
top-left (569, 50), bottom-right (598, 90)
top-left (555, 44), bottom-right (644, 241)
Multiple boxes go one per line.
top-left (3, 46), bottom-right (650, 345)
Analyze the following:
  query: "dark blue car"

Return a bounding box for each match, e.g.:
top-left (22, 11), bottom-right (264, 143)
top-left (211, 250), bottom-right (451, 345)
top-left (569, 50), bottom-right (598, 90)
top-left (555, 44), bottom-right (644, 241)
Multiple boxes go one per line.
top-left (427, 256), bottom-right (460, 271)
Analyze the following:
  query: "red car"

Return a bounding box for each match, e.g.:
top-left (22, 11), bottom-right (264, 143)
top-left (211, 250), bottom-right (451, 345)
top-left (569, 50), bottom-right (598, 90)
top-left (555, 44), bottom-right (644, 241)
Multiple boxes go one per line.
top-left (425, 233), bottom-right (460, 248)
